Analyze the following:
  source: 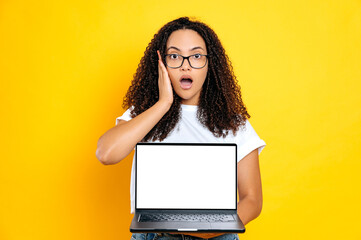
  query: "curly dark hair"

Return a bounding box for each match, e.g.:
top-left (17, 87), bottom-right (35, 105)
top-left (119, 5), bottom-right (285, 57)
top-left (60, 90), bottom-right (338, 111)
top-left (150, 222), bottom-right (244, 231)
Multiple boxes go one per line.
top-left (123, 16), bottom-right (250, 142)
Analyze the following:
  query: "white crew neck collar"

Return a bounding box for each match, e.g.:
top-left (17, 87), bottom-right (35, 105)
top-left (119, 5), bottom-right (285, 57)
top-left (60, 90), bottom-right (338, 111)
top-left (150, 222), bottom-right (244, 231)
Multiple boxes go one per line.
top-left (181, 104), bottom-right (198, 111)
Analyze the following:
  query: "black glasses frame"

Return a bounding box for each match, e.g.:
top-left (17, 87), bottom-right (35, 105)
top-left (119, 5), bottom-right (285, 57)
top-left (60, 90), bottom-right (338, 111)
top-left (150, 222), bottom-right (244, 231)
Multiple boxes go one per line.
top-left (164, 54), bottom-right (208, 69)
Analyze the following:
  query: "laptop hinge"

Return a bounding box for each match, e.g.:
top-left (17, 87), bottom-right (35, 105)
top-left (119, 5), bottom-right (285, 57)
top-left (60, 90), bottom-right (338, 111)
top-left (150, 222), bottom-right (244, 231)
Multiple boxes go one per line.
top-left (135, 209), bottom-right (236, 214)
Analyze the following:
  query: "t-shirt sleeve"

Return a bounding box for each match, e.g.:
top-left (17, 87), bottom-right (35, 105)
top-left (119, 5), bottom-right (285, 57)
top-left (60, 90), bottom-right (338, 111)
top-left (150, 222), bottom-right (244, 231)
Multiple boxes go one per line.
top-left (115, 107), bottom-right (133, 125)
top-left (236, 119), bottom-right (266, 162)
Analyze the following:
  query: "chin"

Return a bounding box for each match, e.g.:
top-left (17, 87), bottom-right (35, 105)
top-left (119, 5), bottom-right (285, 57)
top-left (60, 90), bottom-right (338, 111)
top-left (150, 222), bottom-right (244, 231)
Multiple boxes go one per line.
top-left (174, 91), bottom-right (192, 100)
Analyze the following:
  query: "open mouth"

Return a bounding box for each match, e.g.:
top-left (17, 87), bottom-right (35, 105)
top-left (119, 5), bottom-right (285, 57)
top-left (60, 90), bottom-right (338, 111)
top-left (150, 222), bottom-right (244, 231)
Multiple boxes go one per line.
top-left (180, 76), bottom-right (193, 90)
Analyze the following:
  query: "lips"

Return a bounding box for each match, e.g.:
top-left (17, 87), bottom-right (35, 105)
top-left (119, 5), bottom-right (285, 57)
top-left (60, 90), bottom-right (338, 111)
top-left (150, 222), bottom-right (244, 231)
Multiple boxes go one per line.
top-left (180, 75), bottom-right (193, 90)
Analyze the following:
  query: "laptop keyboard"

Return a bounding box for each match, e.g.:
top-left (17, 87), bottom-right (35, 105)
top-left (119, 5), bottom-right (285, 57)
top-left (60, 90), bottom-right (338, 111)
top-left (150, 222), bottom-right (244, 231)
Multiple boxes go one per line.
top-left (139, 213), bottom-right (235, 222)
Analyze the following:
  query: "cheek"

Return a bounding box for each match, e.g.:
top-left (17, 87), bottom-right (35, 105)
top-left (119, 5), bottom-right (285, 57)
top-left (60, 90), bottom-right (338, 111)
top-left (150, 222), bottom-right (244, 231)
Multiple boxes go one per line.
top-left (168, 72), bottom-right (178, 87)
top-left (199, 68), bottom-right (208, 85)
top-left (166, 69), bottom-right (178, 85)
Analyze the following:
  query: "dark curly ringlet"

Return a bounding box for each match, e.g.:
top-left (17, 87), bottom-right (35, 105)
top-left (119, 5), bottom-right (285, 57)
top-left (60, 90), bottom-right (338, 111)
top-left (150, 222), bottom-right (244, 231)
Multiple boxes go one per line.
top-left (123, 16), bottom-right (250, 142)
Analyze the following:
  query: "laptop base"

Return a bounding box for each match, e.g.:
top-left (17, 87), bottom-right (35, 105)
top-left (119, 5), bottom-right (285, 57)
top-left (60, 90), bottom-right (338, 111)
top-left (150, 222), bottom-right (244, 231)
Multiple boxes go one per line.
top-left (130, 210), bottom-right (245, 233)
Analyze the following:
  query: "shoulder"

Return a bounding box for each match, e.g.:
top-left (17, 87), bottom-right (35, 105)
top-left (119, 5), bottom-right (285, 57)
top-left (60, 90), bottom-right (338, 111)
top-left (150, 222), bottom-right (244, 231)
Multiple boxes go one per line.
top-left (234, 119), bottom-right (266, 162)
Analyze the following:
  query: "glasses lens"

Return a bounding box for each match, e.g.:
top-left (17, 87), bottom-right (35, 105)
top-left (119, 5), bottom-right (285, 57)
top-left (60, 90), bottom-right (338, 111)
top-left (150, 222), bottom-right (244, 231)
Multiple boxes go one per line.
top-left (165, 54), bottom-right (183, 68)
top-left (189, 54), bottom-right (207, 68)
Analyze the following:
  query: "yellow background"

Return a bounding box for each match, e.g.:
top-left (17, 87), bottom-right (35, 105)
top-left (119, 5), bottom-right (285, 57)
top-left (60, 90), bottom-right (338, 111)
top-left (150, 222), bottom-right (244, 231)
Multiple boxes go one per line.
top-left (1, 0), bottom-right (360, 239)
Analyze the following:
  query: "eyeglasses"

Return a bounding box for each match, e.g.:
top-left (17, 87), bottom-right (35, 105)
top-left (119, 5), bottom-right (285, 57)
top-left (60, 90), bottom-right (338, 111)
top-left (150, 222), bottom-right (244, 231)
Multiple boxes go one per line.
top-left (164, 53), bottom-right (208, 69)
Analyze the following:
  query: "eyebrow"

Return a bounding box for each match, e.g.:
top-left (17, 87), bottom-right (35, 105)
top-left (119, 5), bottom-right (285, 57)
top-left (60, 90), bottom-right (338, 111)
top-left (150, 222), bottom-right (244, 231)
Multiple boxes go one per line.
top-left (166, 46), bottom-right (205, 52)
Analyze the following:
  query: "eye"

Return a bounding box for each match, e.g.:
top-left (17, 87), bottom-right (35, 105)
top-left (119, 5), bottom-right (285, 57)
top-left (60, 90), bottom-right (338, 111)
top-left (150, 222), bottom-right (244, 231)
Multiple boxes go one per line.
top-left (193, 54), bottom-right (201, 59)
top-left (169, 54), bottom-right (179, 59)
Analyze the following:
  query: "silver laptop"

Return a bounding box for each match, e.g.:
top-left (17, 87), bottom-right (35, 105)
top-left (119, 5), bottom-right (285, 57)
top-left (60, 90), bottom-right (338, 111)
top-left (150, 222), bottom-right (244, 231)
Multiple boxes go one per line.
top-left (130, 143), bottom-right (245, 233)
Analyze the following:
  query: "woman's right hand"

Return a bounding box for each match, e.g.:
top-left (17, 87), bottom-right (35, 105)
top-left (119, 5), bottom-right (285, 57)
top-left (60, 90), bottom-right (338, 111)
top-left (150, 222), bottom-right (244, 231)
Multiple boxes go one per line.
top-left (157, 50), bottom-right (173, 107)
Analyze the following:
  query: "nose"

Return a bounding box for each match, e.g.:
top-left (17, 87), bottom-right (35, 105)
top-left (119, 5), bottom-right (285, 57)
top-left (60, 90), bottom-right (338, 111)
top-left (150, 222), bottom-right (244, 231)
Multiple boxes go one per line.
top-left (181, 58), bottom-right (191, 71)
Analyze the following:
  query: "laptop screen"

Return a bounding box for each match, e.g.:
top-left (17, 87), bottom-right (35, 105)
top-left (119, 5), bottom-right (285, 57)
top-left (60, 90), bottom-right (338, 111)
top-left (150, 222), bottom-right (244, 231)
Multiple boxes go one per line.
top-left (136, 143), bottom-right (237, 210)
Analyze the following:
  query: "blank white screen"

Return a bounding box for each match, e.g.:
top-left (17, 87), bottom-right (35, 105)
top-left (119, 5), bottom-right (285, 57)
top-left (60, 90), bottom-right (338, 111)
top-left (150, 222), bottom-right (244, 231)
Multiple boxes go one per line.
top-left (136, 145), bottom-right (236, 209)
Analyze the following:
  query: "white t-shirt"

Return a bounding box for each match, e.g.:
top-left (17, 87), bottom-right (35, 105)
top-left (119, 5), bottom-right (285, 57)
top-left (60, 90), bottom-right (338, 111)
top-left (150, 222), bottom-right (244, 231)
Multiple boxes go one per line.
top-left (116, 104), bottom-right (266, 213)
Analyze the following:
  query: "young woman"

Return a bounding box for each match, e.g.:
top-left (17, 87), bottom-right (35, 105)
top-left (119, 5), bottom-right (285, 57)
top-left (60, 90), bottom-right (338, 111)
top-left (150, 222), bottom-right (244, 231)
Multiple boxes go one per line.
top-left (96, 17), bottom-right (266, 240)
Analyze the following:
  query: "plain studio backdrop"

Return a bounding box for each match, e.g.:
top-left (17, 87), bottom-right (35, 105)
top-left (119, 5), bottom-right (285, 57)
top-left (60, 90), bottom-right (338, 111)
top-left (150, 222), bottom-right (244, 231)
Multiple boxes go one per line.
top-left (0, 0), bottom-right (360, 239)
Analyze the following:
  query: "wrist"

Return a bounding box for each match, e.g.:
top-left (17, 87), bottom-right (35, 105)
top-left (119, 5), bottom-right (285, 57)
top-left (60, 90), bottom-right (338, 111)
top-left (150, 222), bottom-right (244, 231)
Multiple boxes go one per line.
top-left (157, 99), bottom-right (172, 111)
top-left (155, 100), bottom-right (172, 114)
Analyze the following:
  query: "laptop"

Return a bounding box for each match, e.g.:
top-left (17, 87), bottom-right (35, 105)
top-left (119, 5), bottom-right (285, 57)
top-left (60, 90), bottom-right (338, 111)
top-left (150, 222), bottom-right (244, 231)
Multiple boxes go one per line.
top-left (130, 142), bottom-right (245, 233)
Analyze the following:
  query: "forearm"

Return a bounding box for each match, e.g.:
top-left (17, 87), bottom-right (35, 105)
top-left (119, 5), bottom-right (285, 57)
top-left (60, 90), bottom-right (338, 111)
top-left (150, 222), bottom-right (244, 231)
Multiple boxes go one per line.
top-left (96, 101), bottom-right (171, 165)
top-left (237, 195), bottom-right (263, 226)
